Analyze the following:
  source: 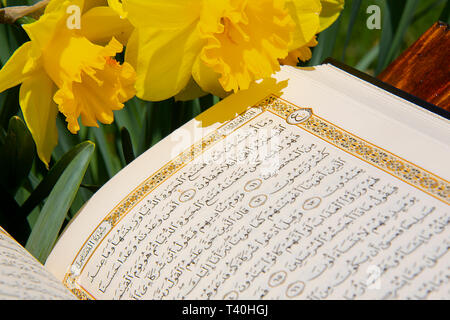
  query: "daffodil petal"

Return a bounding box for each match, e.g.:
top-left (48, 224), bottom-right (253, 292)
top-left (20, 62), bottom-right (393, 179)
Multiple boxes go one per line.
top-left (122, 0), bottom-right (201, 29)
top-left (123, 28), bottom-right (139, 70)
top-left (45, 0), bottom-right (84, 13)
top-left (83, 0), bottom-right (108, 13)
top-left (19, 72), bottom-right (58, 167)
top-left (126, 22), bottom-right (204, 101)
top-left (192, 54), bottom-right (228, 99)
top-left (0, 42), bottom-right (38, 93)
top-left (280, 35), bottom-right (317, 66)
top-left (286, 0), bottom-right (321, 50)
top-left (81, 6), bottom-right (134, 45)
top-left (174, 77), bottom-right (208, 101)
top-left (23, 0), bottom-right (84, 52)
top-left (319, 0), bottom-right (345, 32)
top-left (107, 0), bottom-right (127, 18)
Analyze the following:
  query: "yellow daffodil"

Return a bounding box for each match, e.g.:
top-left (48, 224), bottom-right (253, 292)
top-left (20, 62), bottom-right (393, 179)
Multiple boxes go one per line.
top-left (81, 1), bottom-right (134, 45)
top-left (0, 0), bottom-right (136, 166)
top-left (279, 35), bottom-right (318, 66)
top-left (107, 0), bottom-right (127, 18)
top-left (120, 0), bottom-right (344, 102)
top-left (318, 0), bottom-right (345, 32)
top-left (282, 0), bottom-right (344, 66)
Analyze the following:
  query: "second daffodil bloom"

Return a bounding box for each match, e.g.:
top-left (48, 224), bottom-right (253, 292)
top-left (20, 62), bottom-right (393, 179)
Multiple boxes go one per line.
top-left (120, 0), bottom-right (344, 101)
top-left (0, 0), bottom-right (136, 166)
top-left (280, 0), bottom-right (344, 66)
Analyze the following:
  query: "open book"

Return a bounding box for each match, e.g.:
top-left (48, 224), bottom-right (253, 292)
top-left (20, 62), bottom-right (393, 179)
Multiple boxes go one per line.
top-left (1, 62), bottom-right (449, 300)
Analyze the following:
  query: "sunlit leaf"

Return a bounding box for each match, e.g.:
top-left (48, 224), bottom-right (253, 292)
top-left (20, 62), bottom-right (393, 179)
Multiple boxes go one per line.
top-left (20, 141), bottom-right (94, 217)
top-left (25, 141), bottom-right (95, 263)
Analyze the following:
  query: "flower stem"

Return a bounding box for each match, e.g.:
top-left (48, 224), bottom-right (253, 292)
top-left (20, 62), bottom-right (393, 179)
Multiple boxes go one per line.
top-left (0, 0), bottom-right (50, 24)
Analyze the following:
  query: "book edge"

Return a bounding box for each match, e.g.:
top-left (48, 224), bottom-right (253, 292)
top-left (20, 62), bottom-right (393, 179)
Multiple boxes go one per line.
top-left (322, 58), bottom-right (450, 121)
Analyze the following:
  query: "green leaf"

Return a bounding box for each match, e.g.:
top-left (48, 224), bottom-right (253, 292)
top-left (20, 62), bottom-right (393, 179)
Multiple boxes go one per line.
top-left (20, 141), bottom-right (93, 217)
top-left (15, 16), bottom-right (36, 25)
top-left (199, 94), bottom-right (215, 112)
top-left (439, 0), bottom-right (450, 24)
top-left (384, 0), bottom-right (420, 71)
top-left (86, 128), bottom-right (109, 185)
top-left (191, 97), bottom-right (202, 115)
top-left (355, 44), bottom-right (380, 71)
top-left (114, 97), bottom-right (143, 152)
top-left (0, 116), bottom-right (35, 196)
top-left (375, 1), bottom-right (401, 75)
top-left (91, 125), bottom-right (122, 178)
top-left (179, 99), bottom-right (201, 127)
top-left (52, 114), bottom-right (81, 160)
top-left (0, 184), bottom-right (30, 246)
top-left (136, 100), bottom-right (154, 155)
top-left (0, 85), bottom-right (20, 130)
top-left (25, 141), bottom-right (95, 263)
top-left (120, 126), bottom-right (135, 165)
top-left (80, 183), bottom-right (101, 193)
top-left (341, 0), bottom-right (362, 61)
top-left (171, 100), bottom-right (196, 132)
top-left (139, 99), bottom-right (173, 153)
top-left (0, 24), bottom-right (13, 66)
top-left (375, 0), bottom-right (419, 75)
top-left (308, 15), bottom-right (342, 66)
top-left (158, 99), bottom-right (175, 141)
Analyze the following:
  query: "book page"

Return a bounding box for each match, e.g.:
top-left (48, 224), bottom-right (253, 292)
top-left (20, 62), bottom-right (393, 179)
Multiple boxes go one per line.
top-left (45, 65), bottom-right (449, 300)
top-left (0, 226), bottom-right (76, 300)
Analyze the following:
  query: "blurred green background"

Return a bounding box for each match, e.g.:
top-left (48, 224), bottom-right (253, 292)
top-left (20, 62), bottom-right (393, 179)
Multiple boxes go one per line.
top-left (0, 0), bottom-right (448, 262)
top-left (304, 0), bottom-right (449, 75)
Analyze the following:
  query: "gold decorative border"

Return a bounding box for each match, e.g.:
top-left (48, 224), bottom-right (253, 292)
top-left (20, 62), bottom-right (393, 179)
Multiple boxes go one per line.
top-left (63, 94), bottom-right (449, 299)
top-left (256, 95), bottom-right (449, 204)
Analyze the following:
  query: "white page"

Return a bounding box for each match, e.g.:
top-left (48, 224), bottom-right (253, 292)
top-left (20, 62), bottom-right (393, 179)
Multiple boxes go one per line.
top-left (0, 227), bottom-right (76, 300)
top-left (45, 65), bottom-right (449, 300)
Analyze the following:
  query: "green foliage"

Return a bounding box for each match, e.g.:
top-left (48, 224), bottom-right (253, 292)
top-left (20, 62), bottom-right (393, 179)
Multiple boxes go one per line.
top-left (0, 0), bottom-right (446, 262)
top-left (25, 141), bottom-right (95, 263)
top-left (306, 0), bottom-right (448, 75)
top-left (0, 116), bottom-right (35, 195)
